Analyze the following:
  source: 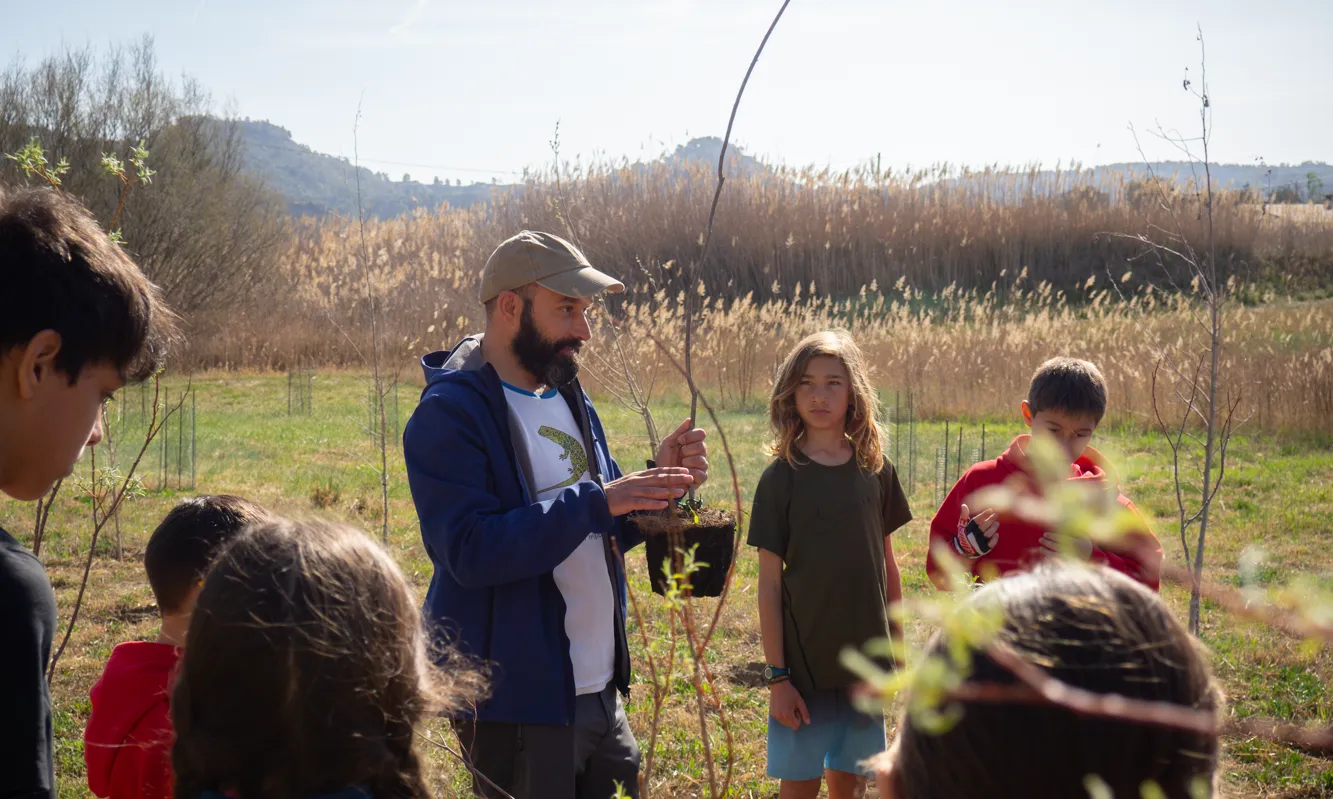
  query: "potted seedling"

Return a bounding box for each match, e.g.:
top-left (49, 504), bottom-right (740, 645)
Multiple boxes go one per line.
top-left (637, 472), bottom-right (736, 598)
top-left (586, 268), bottom-right (737, 598)
top-left (617, 0), bottom-right (805, 598)
top-left (559, 6), bottom-right (789, 793)
top-left (626, 176), bottom-right (743, 598)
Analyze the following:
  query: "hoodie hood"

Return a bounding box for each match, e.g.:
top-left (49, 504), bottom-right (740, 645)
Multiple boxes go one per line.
top-left (418, 330), bottom-right (487, 381)
top-left (421, 334), bottom-right (487, 385)
top-left (999, 434), bottom-right (1120, 493)
top-left (418, 334), bottom-right (512, 427)
top-left (86, 641), bottom-right (180, 796)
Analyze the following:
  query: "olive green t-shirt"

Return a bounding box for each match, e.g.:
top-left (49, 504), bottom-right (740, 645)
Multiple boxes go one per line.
top-left (746, 456), bottom-right (912, 694)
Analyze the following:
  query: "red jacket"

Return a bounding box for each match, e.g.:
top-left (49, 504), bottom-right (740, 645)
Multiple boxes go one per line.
top-left (85, 642), bottom-right (180, 799)
top-left (926, 435), bottom-right (1162, 591)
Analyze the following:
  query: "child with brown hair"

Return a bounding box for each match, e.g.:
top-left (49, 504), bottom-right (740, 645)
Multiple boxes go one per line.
top-left (877, 563), bottom-right (1221, 799)
top-left (85, 495), bottom-right (277, 799)
top-left (170, 518), bottom-right (485, 799)
top-left (748, 331), bottom-right (912, 799)
top-left (0, 185), bottom-right (173, 799)
top-left (926, 356), bottom-right (1162, 590)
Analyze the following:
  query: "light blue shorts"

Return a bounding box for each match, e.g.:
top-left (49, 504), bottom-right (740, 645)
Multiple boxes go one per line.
top-left (766, 688), bottom-right (887, 781)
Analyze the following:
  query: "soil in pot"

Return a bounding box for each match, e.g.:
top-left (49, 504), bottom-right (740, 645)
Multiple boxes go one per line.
top-left (633, 506), bottom-right (737, 598)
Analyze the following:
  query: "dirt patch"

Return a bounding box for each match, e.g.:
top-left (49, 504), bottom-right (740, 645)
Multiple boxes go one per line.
top-left (726, 661), bottom-right (768, 689)
top-left (107, 603), bottom-right (159, 625)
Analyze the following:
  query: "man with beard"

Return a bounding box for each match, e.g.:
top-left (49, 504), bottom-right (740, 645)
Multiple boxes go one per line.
top-left (404, 231), bottom-right (708, 799)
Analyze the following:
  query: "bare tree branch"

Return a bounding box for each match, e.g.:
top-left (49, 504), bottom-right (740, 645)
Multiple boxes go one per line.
top-left (30, 478), bottom-right (62, 558)
top-left (352, 98), bottom-right (391, 544)
top-left (1158, 561), bottom-right (1333, 644)
top-left (976, 641), bottom-right (1218, 735)
top-left (685, 0), bottom-right (792, 447)
top-left (417, 727), bottom-right (518, 799)
top-left (48, 375), bottom-right (185, 682)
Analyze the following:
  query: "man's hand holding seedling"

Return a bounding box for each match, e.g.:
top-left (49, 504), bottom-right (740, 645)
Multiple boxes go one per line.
top-left (655, 418), bottom-right (709, 487)
top-left (604, 468), bottom-right (695, 516)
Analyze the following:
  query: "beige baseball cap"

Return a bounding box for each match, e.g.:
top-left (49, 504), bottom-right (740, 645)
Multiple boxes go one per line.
top-left (478, 230), bottom-right (625, 304)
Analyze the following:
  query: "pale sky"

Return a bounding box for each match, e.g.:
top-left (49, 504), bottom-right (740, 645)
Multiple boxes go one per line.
top-left (5, 0), bottom-right (1330, 185)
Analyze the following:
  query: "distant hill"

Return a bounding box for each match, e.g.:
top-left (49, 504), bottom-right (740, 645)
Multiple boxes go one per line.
top-left (231, 121), bottom-right (783, 218)
top-left (1085, 161), bottom-right (1333, 197)
top-left (229, 117), bottom-right (1332, 218)
top-left (231, 119), bottom-right (499, 218)
top-left (662, 136), bottom-right (767, 176)
top-left (968, 161), bottom-right (1333, 200)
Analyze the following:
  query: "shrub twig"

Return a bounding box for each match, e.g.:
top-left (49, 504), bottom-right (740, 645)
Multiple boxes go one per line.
top-left (47, 375), bottom-right (185, 682)
top-left (684, 0), bottom-right (792, 473)
top-left (30, 478), bottom-right (62, 558)
top-left (352, 100), bottom-right (392, 543)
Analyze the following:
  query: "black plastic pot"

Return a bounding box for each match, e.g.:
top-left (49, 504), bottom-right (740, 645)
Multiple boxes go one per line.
top-left (636, 517), bottom-right (736, 598)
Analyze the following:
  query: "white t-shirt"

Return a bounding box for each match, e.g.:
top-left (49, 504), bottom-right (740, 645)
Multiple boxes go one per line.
top-left (503, 383), bottom-right (616, 696)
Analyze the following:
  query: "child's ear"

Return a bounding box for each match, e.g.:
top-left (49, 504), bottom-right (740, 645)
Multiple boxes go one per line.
top-left (1020, 400), bottom-right (1033, 427)
top-left (14, 330), bottom-right (63, 399)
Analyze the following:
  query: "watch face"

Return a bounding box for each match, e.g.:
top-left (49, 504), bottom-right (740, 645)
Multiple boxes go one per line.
top-left (763, 666), bottom-right (775, 681)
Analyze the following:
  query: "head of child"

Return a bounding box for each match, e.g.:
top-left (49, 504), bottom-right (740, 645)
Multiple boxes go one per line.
top-left (0, 186), bottom-right (173, 502)
top-left (878, 564), bottom-right (1220, 799)
top-left (1022, 356), bottom-right (1108, 465)
top-left (144, 495), bottom-right (277, 648)
top-left (171, 519), bottom-right (484, 799)
top-left (769, 330), bottom-right (884, 471)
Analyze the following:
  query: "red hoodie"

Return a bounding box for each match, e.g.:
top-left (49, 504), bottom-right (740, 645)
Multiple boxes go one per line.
top-left (926, 435), bottom-right (1162, 591)
top-left (85, 642), bottom-right (181, 799)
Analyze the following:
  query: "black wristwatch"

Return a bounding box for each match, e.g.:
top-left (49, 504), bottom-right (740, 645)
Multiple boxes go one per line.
top-left (763, 665), bottom-right (790, 685)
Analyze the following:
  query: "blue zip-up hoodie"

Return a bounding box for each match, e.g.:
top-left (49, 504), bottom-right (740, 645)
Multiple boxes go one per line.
top-left (403, 335), bottom-right (643, 725)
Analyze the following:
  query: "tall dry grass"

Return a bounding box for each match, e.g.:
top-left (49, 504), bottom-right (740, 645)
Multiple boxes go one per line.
top-left (588, 276), bottom-right (1333, 436)
top-left (182, 159), bottom-right (1333, 434)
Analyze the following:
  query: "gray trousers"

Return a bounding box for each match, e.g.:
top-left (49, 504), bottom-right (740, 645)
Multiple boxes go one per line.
top-left (456, 683), bottom-right (641, 799)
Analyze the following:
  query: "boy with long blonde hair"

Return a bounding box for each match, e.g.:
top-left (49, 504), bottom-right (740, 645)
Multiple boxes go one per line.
top-left (747, 330), bottom-right (912, 799)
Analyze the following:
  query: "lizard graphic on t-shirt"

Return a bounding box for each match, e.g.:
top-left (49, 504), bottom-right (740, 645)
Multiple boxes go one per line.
top-left (537, 425), bottom-right (588, 494)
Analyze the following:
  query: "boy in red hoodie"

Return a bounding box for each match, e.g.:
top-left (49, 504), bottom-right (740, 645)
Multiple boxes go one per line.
top-left (926, 357), bottom-right (1162, 591)
top-left (85, 495), bottom-right (276, 799)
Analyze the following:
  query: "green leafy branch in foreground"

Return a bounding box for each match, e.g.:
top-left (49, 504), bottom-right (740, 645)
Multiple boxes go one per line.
top-left (5, 136), bottom-right (154, 242)
top-left (5, 138), bottom-right (71, 188)
top-left (100, 138), bottom-right (154, 238)
top-left (841, 435), bottom-right (1333, 779)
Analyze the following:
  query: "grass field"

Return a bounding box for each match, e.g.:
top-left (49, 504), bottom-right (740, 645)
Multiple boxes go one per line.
top-left (2, 371), bottom-right (1331, 798)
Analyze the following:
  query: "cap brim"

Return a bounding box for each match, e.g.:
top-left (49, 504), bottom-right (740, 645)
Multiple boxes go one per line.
top-left (537, 266), bottom-right (625, 299)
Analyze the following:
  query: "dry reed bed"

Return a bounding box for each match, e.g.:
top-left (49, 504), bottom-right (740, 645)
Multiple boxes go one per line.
top-left (590, 281), bottom-right (1333, 436)
top-left (183, 160), bottom-right (1333, 434)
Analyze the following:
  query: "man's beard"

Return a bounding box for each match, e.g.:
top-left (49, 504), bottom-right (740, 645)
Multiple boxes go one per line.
top-left (512, 301), bottom-right (582, 388)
